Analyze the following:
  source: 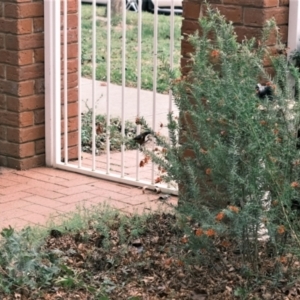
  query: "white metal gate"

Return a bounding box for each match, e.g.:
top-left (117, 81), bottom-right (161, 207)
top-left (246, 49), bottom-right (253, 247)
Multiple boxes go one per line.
top-left (44, 0), bottom-right (179, 194)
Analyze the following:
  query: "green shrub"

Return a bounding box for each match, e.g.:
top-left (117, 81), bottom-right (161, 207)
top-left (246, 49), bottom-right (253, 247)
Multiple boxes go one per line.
top-left (145, 1), bottom-right (300, 281)
top-left (0, 226), bottom-right (60, 295)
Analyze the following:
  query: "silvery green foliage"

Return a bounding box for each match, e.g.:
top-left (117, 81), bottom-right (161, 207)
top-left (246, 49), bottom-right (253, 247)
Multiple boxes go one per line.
top-left (0, 226), bottom-right (60, 294)
top-left (144, 2), bottom-right (300, 272)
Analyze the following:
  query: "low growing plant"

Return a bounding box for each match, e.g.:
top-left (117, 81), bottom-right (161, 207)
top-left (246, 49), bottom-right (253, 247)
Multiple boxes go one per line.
top-left (81, 99), bottom-right (145, 154)
top-left (0, 226), bottom-right (60, 295)
top-left (144, 1), bottom-right (300, 288)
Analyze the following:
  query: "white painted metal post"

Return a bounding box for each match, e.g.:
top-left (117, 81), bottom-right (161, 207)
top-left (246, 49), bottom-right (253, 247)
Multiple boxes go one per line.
top-left (136, 0), bottom-right (143, 181)
top-left (92, 0), bottom-right (97, 171)
top-left (121, 1), bottom-right (127, 178)
top-left (78, 0), bottom-right (82, 169)
top-left (106, 0), bottom-right (111, 174)
top-left (45, 0), bottom-right (61, 166)
top-left (288, 0), bottom-right (300, 57)
top-left (169, 0), bottom-right (175, 114)
top-left (44, 0), bottom-right (53, 166)
top-left (63, 0), bottom-right (68, 164)
top-left (151, 0), bottom-right (158, 184)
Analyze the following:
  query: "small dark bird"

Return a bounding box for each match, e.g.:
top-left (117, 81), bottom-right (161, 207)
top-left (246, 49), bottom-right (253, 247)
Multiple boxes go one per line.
top-left (256, 83), bottom-right (273, 100)
top-left (297, 129), bottom-right (300, 149)
top-left (96, 122), bottom-right (103, 135)
top-left (50, 229), bottom-right (62, 238)
top-left (133, 131), bottom-right (151, 146)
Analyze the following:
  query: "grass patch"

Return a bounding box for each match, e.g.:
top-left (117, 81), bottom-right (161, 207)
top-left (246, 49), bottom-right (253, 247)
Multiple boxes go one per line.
top-left (81, 4), bottom-right (182, 93)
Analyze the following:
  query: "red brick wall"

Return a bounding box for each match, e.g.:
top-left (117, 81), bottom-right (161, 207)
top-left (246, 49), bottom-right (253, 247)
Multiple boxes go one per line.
top-left (181, 0), bottom-right (290, 76)
top-left (0, 0), bottom-right (79, 170)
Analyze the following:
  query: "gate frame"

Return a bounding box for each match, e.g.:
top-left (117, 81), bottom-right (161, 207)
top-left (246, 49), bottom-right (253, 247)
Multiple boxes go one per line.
top-left (43, 0), bottom-right (178, 195)
top-left (44, 0), bottom-right (61, 167)
top-left (44, 0), bottom-right (299, 195)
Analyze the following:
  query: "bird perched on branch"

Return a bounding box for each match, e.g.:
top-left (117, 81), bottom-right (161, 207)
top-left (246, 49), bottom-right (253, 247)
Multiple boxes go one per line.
top-left (133, 131), bottom-right (151, 146)
top-left (256, 83), bottom-right (273, 100)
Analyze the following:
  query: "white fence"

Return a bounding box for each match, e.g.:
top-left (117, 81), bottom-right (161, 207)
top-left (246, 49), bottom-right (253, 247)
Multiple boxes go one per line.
top-left (44, 0), bottom-right (179, 195)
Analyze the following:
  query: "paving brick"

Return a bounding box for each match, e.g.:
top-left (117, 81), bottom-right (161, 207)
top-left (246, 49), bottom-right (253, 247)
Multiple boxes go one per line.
top-left (20, 213), bottom-right (48, 226)
top-left (0, 178), bottom-right (20, 187)
top-left (0, 218), bottom-right (31, 230)
top-left (89, 189), bottom-right (131, 201)
top-left (22, 204), bottom-right (59, 216)
top-left (57, 184), bottom-right (97, 195)
top-left (89, 181), bottom-right (142, 197)
top-left (4, 172), bottom-right (36, 183)
top-left (28, 180), bottom-right (66, 191)
top-left (54, 192), bottom-right (99, 204)
top-left (2, 175), bottom-right (46, 188)
top-left (0, 199), bottom-right (31, 212)
top-left (35, 168), bottom-right (95, 181)
top-left (28, 180), bottom-right (63, 193)
top-left (0, 191), bottom-right (32, 202)
top-left (24, 187), bottom-right (65, 199)
top-left (57, 176), bottom-right (99, 187)
top-left (0, 184), bottom-right (32, 195)
top-left (1, 208), bottom-right (29, 220)
top-left (16, 169), bottom-right (69, 185)
top-left (23, 195), bottom-right (65, 208)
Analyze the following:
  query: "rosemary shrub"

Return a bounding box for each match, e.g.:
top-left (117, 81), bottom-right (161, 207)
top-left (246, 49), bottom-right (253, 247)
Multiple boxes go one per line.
top-left (145, 3), bottom-right (300, 280)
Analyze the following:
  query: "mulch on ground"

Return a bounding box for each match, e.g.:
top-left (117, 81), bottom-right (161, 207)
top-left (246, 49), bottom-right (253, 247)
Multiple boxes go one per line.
top-left (2, 213), bottom-right (300, 300)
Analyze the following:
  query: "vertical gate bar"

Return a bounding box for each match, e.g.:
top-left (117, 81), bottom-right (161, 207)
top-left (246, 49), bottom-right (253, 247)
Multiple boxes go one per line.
top-left (288, 0), bottom-right (300, 57)
top-left (151, 0), bottom-right (158, 184)
top-left (106, 0), bottom-right (111, 174)
top-left (169, 0), bottom-right (175, 114)
top-left (63, 0), bottom-right (68, 164)
top-left (92, 0), bottom-right (97, 171)
top-left (136, 0), bottom-right (143, 181)
top-left (45, 0), bottom-right (54, 166)
top-left (78, 0), bottom-right (82, 168)
top-left (121, 1), bottom-right (126, 178)
top-left (54, 0), bottom-right (61, 164)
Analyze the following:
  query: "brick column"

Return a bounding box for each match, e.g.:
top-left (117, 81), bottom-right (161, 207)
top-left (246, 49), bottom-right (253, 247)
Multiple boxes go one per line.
top-left (181, 0), bottom-right (290, 76)
top-left (0, 0), bottom-right (45, 170)
top-left (0, 0), bottom-right (79, 170)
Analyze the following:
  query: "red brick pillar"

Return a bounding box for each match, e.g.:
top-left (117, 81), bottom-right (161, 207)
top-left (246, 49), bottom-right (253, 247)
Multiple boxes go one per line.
top-left (0, 0), bottom-right (79, 170)
top-left (0, 0), bottom-right (45, 169)
top-left (181, 0), bottom-right (290, 76)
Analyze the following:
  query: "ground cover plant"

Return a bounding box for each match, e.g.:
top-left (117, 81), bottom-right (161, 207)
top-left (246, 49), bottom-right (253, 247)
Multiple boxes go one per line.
top-left (81, 4), bottom-right (182, 93)
top-left (0, 202), bottom-right (300, 299)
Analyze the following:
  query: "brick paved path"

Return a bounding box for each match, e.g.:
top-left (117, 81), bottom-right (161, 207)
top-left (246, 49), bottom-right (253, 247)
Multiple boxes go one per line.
top-left (0, 167), bottom-right (177, 230)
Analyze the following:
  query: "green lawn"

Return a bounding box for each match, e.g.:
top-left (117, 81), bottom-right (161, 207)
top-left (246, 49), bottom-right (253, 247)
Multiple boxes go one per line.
top-left (81, 4), bottom-right (182, 93)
